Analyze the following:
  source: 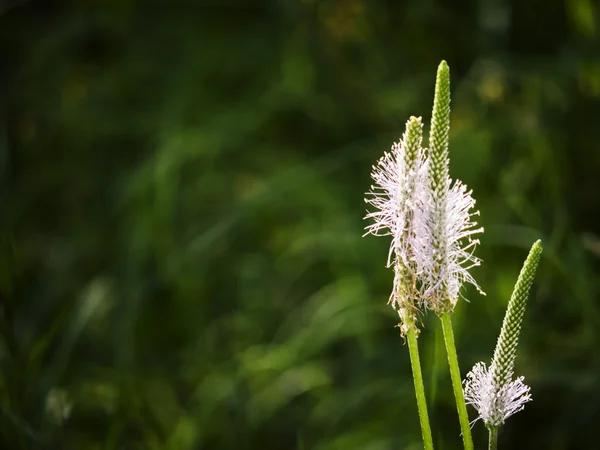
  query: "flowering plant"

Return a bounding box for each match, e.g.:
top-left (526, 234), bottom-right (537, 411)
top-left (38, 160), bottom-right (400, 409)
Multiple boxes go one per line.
top-left (364, 61), bottom-right (542, 450)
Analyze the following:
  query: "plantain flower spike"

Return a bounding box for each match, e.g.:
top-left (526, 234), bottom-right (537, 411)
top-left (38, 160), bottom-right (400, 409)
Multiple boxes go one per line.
top-left (365, 61), bottom-right (485, 327)
top-left (364, 116), bottom-right (429, 331)
top-left (463, 240), bottom-right (543, 428)
top-left (415, 60), bottom-right (485, 314)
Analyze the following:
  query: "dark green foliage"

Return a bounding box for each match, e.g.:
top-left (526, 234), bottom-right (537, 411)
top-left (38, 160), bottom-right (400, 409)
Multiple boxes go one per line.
top-left (0, 1), bottom-right (599, 449)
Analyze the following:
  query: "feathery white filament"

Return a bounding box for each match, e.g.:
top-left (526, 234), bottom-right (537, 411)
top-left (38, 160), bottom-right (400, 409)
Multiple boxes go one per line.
top-left (365, 148), bottom-right (483, 313)
top-left (463, 362), bottom-right (532, 428)
top-left (364, 116), bottom-right (483, 316)
top-left (414, 178), bottom-right (485, 310)
top-left (364, 138), bottom-right (429, 309)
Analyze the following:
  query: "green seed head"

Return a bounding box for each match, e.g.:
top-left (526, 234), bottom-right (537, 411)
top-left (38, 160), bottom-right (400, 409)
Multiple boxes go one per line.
top-left (399, 116), bottom-right (425, 218)
top-left (402, 116), bottom-right (424, 173)
top-left (491, 240), bottom-right (543, 388)
top-left (428, 60), bottom-right (451, 200)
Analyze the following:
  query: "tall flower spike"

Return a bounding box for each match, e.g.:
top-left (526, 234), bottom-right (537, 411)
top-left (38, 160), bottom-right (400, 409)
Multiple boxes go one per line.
top-left (365, 117), bottom-right (436, 450)
top-left (364, 116), bottom-right (428, 327)
top-left (417, 60), bottom-right (484, 313)
top-left (463, 240), bottom-right (543, 428)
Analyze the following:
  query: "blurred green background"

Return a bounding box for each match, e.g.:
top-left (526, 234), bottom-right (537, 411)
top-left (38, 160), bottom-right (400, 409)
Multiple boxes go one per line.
top-left (1, 0), bottom-right (600, 448)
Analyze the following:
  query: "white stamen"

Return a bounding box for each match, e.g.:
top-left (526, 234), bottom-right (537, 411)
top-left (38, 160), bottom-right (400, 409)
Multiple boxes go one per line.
top-left (463, 362), bottom-right (532, 427)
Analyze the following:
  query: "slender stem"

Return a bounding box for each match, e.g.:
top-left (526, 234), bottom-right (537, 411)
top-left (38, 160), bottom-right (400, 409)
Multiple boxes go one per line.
top-left (440, 313), bottom-right (473, 450)
top-left (406, 323), bottom-right (434, 450)
top-left (488, 427), bottom-right (498, 450)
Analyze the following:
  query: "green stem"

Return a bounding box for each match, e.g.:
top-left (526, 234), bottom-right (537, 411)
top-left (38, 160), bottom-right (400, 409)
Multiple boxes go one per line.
top-left (488, 427), bottom-right (498, 450)
top-left (440, 313), bottom-right (473, 450)
top-left (406, 323), bottom-right (434, 450)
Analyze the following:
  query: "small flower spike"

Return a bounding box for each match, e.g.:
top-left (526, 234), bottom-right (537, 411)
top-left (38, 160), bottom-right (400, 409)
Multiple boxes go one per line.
top-left (463, 240), bottom-right (543, 428)
top-left (364, 116), bottom-right (429, 327)
top-left (416, 60), bottom-right (484, 314)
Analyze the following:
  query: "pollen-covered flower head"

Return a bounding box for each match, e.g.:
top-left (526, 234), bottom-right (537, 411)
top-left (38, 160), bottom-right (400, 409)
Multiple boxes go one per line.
top-left (364, 116), bottom-right (429, 317)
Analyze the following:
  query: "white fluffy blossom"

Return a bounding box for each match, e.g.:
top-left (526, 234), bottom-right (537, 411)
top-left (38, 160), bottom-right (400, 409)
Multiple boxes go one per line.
top-left (364, 115), bottom-right (483, 315)
top-left (413, 178), bottom-right (485, 312)
top-left (463, 362), bottom-right (532, 428)
top-left (364, 126), bottom-right (429, 311)
top-left (364, 150), bottom-right (484, 314)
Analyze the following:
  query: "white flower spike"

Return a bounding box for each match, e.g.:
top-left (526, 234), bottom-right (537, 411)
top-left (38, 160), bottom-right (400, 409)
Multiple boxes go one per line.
top-left (364, 116), bottom-right (429, 320)
top-left (418, 60), bottom-right (484, 314)
top-left (365, 62), bottom-right (485, 319)
top-left (413, 178), bottom-right (485, 312)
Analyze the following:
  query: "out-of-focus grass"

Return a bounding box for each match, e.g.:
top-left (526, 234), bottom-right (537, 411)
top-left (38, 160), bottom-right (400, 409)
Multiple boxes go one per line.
top-left (1, 1), bottom-right (599, 448)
